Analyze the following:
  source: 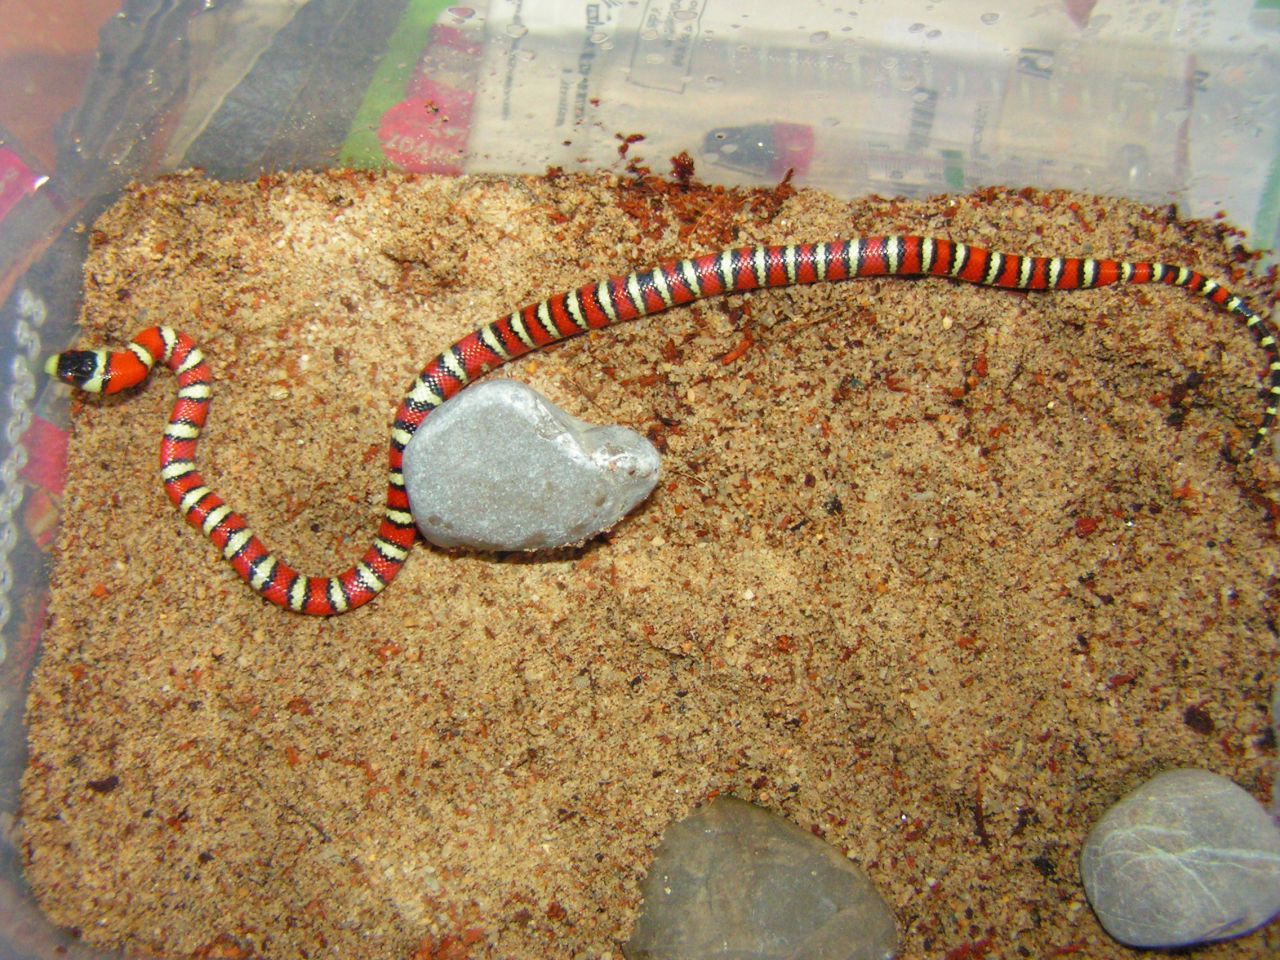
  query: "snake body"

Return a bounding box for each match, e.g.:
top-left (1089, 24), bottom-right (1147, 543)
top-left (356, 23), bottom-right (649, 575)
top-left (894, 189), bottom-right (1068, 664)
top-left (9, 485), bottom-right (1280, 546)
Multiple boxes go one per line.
top-left (47, 236), bottom-right (1280, 615)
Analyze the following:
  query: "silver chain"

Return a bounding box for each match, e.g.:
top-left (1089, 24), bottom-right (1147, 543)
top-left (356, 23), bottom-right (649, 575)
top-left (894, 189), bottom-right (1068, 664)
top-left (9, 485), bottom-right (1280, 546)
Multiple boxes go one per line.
top-left (0, 286), bottom-right (48, 663)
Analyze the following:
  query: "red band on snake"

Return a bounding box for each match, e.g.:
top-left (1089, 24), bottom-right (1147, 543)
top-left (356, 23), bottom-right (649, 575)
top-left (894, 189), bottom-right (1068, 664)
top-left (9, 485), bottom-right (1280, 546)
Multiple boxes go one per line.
top-left (47, 237), bottom-right (1280, 615)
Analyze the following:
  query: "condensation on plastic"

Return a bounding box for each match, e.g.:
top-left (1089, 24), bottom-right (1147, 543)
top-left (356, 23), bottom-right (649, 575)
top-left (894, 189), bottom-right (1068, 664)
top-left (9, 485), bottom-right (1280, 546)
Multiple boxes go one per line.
top-left (456, 1), bottom-right (1280, 250)
top-left (0, 1), bottom-right (1277, 958)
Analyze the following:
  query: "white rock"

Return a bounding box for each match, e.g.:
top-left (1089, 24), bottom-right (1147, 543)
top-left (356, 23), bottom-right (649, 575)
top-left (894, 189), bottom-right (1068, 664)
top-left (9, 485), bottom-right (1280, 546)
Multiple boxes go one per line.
top-left (1080, 768), bottom-right (1280, 948)
top-left (402, 380), bottom-right (660, 551)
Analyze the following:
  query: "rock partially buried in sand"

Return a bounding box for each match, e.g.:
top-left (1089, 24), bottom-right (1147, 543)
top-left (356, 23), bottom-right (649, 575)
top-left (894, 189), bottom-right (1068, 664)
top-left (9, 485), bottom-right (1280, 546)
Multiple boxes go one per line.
top-left (1080, 768), bottom-right (1280, 948)
top-left (624, 796), bottom-right (898, 960)
top-left (402, 380), bottom-right (660, 551)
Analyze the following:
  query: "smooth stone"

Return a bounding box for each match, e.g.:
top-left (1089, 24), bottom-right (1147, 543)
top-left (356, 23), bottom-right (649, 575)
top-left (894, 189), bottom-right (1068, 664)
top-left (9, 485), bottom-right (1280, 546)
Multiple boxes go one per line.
top-left (402, 379), bottom-right (660, 551)
top-left (624, 796), bottom-right (898, 960)
top-left (1080, 768), bottom-right (1280, 948)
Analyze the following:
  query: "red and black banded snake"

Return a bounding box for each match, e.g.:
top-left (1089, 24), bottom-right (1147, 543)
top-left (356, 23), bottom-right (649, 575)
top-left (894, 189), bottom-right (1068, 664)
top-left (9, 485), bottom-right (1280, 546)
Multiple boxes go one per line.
top-left (46, 236), bottom-right (1280, 615)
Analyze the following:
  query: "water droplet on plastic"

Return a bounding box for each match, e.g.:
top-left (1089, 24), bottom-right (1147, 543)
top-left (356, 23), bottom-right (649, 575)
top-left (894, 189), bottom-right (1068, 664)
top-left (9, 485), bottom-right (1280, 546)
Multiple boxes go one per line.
top-left (926, 29), bottom-right (941, 39)
top-left (704, 75), bottom-right (725, 90)
top-left (980, 12), bottom-right (1000, 25)
top-left (673, 8), bottom-right (697, 21)
top-left (589, 31), bottom-right (609, 45)
top-left (809, 30), bottom-right (830, 44)
top-left (1035, 52), bottom-right (1055, 70)
top-left (505, 21), bottom-right (528, 38)
top-left (449, 6), bottom-right (475, 18)
top-left (909, 22), bottom-right (925, 33)
top-left (645, 52), bottom-right (665, 65)
top-left (518, 49), bottom-right (537, 62)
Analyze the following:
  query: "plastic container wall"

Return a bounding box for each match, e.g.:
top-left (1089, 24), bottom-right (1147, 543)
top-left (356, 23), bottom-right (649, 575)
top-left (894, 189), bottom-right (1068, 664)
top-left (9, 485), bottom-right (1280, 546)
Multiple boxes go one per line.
top-left (388, 2), bottom-right (1280, 246)
top-left (0, 1), bottom-right (1277, 957)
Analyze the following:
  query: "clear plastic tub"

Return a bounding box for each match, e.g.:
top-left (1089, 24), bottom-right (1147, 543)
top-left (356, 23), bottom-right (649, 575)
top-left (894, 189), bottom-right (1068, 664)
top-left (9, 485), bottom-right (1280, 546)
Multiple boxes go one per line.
top-left (1, 1), bottom-right (1277, 956)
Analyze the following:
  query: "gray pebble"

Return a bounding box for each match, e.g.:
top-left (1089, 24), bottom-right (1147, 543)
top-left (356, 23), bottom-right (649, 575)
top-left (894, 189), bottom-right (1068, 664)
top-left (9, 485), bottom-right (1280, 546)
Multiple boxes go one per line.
top-left (402, 380), bottom-right (660, 551)
top-left (1080, 768), bottom-right (1280, 948)
top-left (624, 796), bottom-right (898, 960)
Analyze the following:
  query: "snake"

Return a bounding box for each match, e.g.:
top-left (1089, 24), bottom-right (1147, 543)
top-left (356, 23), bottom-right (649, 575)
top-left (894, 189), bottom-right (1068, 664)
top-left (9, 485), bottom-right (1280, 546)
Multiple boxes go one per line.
top-left (46, 236), bottom-right (1280, 615)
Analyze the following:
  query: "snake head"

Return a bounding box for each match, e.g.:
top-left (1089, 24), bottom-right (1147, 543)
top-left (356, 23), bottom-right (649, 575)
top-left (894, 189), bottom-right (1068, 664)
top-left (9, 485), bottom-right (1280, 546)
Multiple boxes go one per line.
top-left (45, 349), bottom-right (108, 391)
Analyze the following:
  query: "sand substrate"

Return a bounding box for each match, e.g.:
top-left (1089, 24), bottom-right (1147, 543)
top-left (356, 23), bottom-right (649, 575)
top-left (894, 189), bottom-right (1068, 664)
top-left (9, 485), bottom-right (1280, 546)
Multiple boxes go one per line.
top-left (19, 169), bottom-right (1280, 958)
